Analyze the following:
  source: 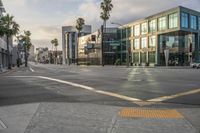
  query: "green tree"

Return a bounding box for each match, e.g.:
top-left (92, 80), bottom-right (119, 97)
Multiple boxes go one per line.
top-left (76, 18), bottom-right (85, 65)
top-left (21, 30), bottom-right (32, 67)
top-left (51, 38), bottom-right (59, 64)
top-left (100, 0), bottom-right (113, 66)
top-left (0, 14), bottom-right (20, 69)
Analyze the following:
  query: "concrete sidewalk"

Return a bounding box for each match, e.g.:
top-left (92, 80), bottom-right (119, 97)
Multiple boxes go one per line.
top-left (0, 103), bottom-right (199, 133)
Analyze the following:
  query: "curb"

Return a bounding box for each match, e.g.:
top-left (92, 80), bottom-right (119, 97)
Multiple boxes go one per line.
top-left (0, 67), bottom-right (18, 76)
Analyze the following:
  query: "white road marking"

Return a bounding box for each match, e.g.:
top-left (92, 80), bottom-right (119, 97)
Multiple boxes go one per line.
top-left (148, 88), bottom-right (200, 102)
top-left (29, 67), bottom-right (35, 72)
top-left (7, 76), bottom-right (142, 103)
top-left (0, 119), bottom-right (7, 129)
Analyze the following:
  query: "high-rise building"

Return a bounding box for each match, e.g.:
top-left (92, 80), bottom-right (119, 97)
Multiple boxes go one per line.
top-left (62, 25), bottom-right (91, 65)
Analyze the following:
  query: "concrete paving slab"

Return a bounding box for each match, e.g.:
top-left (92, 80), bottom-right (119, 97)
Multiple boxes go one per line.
top-left (0, 103), bottom-right (40, 133)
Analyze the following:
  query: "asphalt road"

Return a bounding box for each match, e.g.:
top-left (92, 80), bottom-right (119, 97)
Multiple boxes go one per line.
top-left (0, 63), bottom-right (200, 133)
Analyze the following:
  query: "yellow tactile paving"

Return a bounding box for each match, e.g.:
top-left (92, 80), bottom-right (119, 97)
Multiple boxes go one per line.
top-left (119, 108), bottom-right (184, 119)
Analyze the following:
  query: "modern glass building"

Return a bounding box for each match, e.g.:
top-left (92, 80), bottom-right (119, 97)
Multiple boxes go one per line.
top-left (76, 6), bottom-right (200, 66)
top-left (120, 6), bottom-right (200, 66)
top-left (62, 25), bottom-right (91, 65)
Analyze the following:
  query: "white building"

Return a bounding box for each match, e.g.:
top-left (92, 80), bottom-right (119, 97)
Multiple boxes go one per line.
top-left (28, 45), bottom-right (35, 61)
top-left (62, 25), bottom-right (91, 65)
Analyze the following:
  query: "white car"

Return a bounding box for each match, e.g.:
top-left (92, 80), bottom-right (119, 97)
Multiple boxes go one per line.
top-left (190, 62), bottom-right (200, 68)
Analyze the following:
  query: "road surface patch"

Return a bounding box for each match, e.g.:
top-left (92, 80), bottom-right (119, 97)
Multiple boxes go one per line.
top-left (148, 88), bottom-right (200, 102)
top-left (119, 108), bottom-right (183, 119)
top-left (7, 76), bottom-right (143, 104)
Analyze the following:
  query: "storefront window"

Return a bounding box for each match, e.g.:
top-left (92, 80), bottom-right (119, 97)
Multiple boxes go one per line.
top-left (169, 13), bottom-right (178, 28)
top-left (133, 52), bottom-right (139, 63)
top-left (199, 17), bottom-right (200, 30)
top-left (134, 38), bottom-right (140, 49)
top-left (141, 22), bottom-right (148, 35)
top-left (149, 52), bottom-right (156, 63)
top-left (134, 25), bottom-right (140, 36)
top-left (141, 52), bottom-right (147, 63)
top-left (191, 15), bottom-right (197, 30)
top-left (181, 12), bottom-right (189, 28)
top-left (141, 37), bottom-right (147, 49)
top-left (149, 36), bottom-right (156, 48)
top-left (158, 16), bottom-right (167, 31)
top-left (149, 19), bottom-right (156, 32)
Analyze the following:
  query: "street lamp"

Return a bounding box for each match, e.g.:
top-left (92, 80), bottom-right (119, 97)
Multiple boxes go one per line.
top-left (111, 22), bottom-right (129, 67)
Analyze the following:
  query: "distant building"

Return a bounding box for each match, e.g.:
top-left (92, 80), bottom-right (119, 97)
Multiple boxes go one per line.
top-left (28, 45), bottom-right (35, 61)
top-left (35, 47), bottom-right (49, 63)
top-left (78, 27), bottom-right (119, 65)
top-left (62, 25), bottom-right (91, 65)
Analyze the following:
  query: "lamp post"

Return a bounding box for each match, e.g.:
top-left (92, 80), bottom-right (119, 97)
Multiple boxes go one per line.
top-left (111, 22), bottom-right (129, 67)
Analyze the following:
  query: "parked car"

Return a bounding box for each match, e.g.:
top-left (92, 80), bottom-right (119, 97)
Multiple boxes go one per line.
top-left (197, 63), bottom-right (200, 69)
top-left (190, 62), bottom-right (200, 68)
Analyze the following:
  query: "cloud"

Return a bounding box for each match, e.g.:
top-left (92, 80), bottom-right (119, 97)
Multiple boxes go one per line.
top-left (2, 0), bottom-right (200, 51)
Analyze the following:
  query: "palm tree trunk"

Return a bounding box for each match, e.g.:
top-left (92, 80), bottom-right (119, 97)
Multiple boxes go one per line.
top-left (24, 45), bottom-right (28, 67)
top-left (55, 46), bottom-right (57, 65)
top-left (101, 20), bottom-right (106, 66)
top-left (77, 32), bottom-right (80, 65)
top-left (6, 36), bottom-right (11, 69)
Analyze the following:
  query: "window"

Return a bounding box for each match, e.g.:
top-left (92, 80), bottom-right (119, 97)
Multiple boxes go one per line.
top-left (134, 38), bottom-right (140, 49)
top-left (158, 16), bottom-right (167, 31)
top-left (191, 15), bottom-right (197, 30)
top-left (149, 19), bottom-right (156, 32)
top-left (199, 17), bottom-right (200, 30)
top-left (141, 22), bottom-right (148, 34)
top-left (134, 25), bottom-right (140, 36)
top-left (141, 37), bottom-right (147, 49)
top-left (149, 36), bottom-right (156, 48)
top-left (181, 12), bottom-right (189, 28)
top-left (169, 13), bottom-right (178, 28)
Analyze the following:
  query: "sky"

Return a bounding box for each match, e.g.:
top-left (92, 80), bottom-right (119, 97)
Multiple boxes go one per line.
top-left (2, 0), bottom-right (200, 50)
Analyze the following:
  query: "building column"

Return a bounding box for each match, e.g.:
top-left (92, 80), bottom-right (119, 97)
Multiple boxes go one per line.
top-left (68, 33), bottom-right (71, 62)
top-left (62, 30), bottom-right (66, 65)
top-left (139, 51), bottom-right (141, 64)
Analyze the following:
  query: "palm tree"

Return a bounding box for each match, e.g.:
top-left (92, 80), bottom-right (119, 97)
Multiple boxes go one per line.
top-left (76, 18), bottom-right (85, 65)
top-left (100, 0), bottom-right (113, 66)
top-left (51, 38), bottom-right (59, 64)
top-left (0, 14), bottom-right (20, 69)
top-left (22, 30), bottom-right (32, 67)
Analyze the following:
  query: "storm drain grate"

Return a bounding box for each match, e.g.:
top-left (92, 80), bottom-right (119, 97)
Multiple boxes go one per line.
top-left (119, 108), bottom-right (184, 119)
top-left (0, 119), bottom-right (7, 129)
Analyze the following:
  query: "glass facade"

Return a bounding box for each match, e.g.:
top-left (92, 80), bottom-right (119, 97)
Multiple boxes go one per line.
top-left (158, 16), bottom-right (167, 31)
top-left (149, 52), bottom-right (156, 63)
top-left (141, 37), bottom-right (147, 49)
top-left (134, 38), bottom-right (140, 49)
top-left (141, 22), bottom-right (148, 35)
top-left (191, 15), bottom-right (197, 30)
top-left (134, 25), bottom-right (140, 36)
top-left (159, 32), bottom-right (197, 66)
top-left (169, 13), bottom-right (178, 28)
top-left (141, 52), bottom-right (147, 63)
top-left (149, 36), bottom-right (156, 48)
top-left (149, 19), bottom-right (156, 32)
top-left (199, 17), bottom-right (200, 30)
top-left (181, 12), bottom-right (189, 28)
top-left (132, 52), bottom-right (139, 63)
